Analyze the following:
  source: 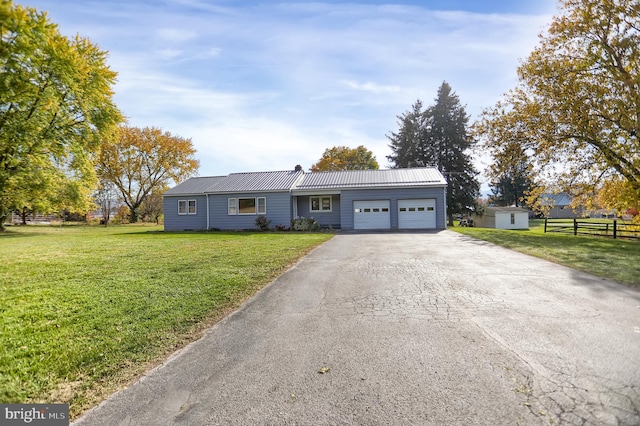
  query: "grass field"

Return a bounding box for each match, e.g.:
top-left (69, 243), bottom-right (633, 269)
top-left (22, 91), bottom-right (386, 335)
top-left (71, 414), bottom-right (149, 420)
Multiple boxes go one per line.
top-left (450, 219), bottom-right (640, 288)
top-left (0, 224), bottom-right (333, 417)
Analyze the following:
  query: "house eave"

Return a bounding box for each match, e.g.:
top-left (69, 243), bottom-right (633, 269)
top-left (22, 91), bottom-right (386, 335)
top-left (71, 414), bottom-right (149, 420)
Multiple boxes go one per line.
top-left (295, 183), bottom-right (447, 192)
top-left (292, 189), bottom-right (342, 196)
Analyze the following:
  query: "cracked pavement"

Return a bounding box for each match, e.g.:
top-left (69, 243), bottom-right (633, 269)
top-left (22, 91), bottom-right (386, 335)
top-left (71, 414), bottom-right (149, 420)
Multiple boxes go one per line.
top-left (74, 231), bottom-right (640, 425)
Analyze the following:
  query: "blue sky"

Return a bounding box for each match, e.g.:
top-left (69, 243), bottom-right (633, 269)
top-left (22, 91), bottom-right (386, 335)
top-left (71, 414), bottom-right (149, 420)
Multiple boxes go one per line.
top-left (21, 0), bottom-right (557, 187)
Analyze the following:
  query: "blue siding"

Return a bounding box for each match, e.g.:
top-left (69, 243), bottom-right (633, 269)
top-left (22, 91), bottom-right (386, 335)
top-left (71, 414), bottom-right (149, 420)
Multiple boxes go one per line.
top-left (295, 195), bottom-right (341, 228)
top-left (163, 195), bottom-right (208, 231)
top-left (164, 186), bottom-right (447, 231)
top-left (209, 192), bottom-right (293, 230)
top-left (340, 187), bottom-right (447, 230)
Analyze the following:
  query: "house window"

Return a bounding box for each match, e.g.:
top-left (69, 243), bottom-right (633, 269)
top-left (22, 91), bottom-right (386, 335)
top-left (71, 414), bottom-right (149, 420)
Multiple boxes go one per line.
top-left (229, 197), bottom-right (266, 215)
top-left (310, 196), bottom-right (332, 212)
top-left (257, 197), bottom-right (266, 214)
top-left (178, 200), bottom-right (196, 215)
top-left (238, 198), bottom-right (256, 214)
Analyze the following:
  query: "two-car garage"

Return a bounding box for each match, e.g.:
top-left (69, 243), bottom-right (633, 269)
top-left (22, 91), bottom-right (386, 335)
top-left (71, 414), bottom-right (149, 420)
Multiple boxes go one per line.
top-left (353, 199), bottom-right (437, 230)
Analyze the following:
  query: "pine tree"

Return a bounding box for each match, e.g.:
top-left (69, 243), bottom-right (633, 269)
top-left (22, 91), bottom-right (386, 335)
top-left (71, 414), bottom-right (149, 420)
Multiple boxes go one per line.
top-left (387, 82), bottom-right (480, 225)
top-left (386, 100), bottom-right (428, 168)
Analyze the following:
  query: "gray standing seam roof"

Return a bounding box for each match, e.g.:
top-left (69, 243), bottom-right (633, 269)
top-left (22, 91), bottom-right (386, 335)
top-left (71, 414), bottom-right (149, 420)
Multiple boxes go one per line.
top-left (296, 168), bottom-right (447, 189)
top-left (208, 170), bottom-right (304, 193)
top-left (163, 176), bottom-right (226, 195)
top-left (541, 193), bottom-right (573, 206)
top-left (164, 168), bottom-right (446, 196)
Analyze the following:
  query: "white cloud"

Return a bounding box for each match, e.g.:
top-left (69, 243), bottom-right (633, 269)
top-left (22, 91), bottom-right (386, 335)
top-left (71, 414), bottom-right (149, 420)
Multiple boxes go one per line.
top-left (342, 80), bottom-right (401, 94)
top-left (156, 27), bottom-right (198, 42)
top-left (25, 0), bottom-right (556, 178)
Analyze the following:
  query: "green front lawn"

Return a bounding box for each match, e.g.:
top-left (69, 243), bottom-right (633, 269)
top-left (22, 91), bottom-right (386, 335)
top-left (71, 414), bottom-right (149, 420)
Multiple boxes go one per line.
top-left (450, 220), bottom-right (640, 288)
top-left (0, 224), bottom-right (333, 417)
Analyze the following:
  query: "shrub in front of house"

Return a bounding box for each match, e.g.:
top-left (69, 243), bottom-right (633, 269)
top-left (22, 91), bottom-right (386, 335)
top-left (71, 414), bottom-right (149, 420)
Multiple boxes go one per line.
top-left (255, 215), bottom-right (271, 231)
top-left (291, 217), bottom-right (320, 231)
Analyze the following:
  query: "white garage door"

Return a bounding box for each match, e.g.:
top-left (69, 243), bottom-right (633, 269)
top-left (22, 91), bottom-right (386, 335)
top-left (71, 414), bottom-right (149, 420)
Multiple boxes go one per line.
top-left (398, 199), bottom-right (436, 229)
top-left (354, 200), bottom-right (390, 230)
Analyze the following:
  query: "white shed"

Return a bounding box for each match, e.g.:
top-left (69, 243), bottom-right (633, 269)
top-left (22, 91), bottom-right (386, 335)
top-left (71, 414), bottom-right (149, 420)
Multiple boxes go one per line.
top-left (473, 207), bottom-right (529, 230)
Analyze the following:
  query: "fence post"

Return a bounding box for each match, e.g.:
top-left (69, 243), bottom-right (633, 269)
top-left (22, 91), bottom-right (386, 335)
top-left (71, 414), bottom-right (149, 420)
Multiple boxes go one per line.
top-left (613, 220), bottom-right (617, 239)
top-left (544, 218), bottom-right (547, 233)
top-left (573, 218), bottom-right (577, 236)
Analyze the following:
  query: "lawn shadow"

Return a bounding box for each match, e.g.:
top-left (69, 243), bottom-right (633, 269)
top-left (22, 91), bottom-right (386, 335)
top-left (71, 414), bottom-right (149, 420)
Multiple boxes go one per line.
top-left (0, 228), bottom-right (47, 238)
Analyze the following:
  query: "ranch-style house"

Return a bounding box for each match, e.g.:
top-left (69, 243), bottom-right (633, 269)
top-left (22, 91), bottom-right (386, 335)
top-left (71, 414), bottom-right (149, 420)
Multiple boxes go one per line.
top-left (163, 167), bottom-right (447, 231)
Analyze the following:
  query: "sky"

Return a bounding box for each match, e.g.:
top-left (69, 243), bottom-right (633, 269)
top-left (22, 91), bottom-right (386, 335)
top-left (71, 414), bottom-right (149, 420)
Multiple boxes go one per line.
top-left (21, 0), bottom-right (558, 188)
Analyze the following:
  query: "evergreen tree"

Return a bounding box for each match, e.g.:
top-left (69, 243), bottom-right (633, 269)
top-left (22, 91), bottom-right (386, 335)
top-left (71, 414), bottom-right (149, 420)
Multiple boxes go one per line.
top-left (386, 100), bottom-right (428, 168)
top-left (387, 82), bottom-right (480, 225)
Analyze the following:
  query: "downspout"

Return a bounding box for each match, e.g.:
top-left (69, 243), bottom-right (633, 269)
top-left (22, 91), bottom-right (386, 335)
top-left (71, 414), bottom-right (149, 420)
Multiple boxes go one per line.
top-left (206, 194), bottom-right (210, 230)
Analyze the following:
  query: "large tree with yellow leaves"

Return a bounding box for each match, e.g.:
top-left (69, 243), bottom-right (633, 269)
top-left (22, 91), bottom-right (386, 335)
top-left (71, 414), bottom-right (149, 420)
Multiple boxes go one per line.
top-left (0, 0), bottom-right (122, 229)
top-left (310, 145), bottom-right (379, 172)
top-left (98, 126), bottom-right (199, 223)
top-left (475, 0), bottom-right (640, 207)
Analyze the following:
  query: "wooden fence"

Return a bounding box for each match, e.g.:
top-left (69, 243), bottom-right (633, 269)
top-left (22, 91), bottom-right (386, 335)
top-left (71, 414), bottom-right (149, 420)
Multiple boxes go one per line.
top-left (544, 219), bottom-right (640, 240)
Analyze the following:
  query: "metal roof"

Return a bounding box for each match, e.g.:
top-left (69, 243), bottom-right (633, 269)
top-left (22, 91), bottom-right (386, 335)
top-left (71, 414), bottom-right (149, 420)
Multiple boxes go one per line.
top-left (295, 168), bottom-right (447, 190)
top-left (208, 170), bottom-right (304, 192)
top-left (164, 168), bottom-right (446, 196)
top-left (163, 176), bottom-right (226, 195)
top-left (485, 207), bottom-right (530, 213)
top-left (540, 193), bottom-right (573, 206)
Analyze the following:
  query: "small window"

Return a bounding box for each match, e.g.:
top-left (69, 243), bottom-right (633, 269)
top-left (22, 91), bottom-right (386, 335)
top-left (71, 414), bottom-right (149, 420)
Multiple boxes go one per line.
top-left (355, 208), bottom-right (362, 213)
top-left (364, 208), bottom-right (371, 213)
top-left (322, 197), bottom-right (331, 211)
top-left (257, 197), bottom-right (266, 214)
top-left (382, 208), bottom-right (389, 212)
top-left (399, 207), bottom-right (407, 212)
top-left (510, 213), bottom-right (515, 225)
top-left (409, 207), bottom-right (416, 212)
top-left (178, 200), bottom-right (196, 215)
top-left (228, 198), bottom-right (237, 215)
top-left (418, 207), bottom-right (425, 212)
top-left (373, 208), bottom-right (380, 212)
top-left (427, 207), bottom-right (434, 211)
top-left (311, 196), bottom-right (332, 212)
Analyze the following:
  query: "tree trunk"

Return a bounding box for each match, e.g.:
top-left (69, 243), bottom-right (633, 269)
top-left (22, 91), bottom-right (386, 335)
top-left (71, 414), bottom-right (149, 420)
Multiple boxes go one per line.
top-left (129, 208), bottom-right (139, 223)
top-left (0, 208), bottom-right (8, 231)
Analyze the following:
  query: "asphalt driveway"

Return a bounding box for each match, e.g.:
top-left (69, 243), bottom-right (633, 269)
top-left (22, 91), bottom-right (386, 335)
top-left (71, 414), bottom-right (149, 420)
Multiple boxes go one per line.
top-left (74, 231), bottom-right (640, 425)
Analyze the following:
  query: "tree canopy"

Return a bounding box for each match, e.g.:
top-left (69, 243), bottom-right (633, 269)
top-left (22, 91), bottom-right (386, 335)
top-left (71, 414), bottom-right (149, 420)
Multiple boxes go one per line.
top-left (0, 0), bottom-right (122, 228)
top-left (310, 145), bottom-right (379, 172)
top-left (98, 125), bottom-right (199, 222)
top-left (474, 0), bottom-right (640, 208)
top-left (387, 82), bottom-right (480, 225)
top-left (486, 142), bottom-right (534, 207)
